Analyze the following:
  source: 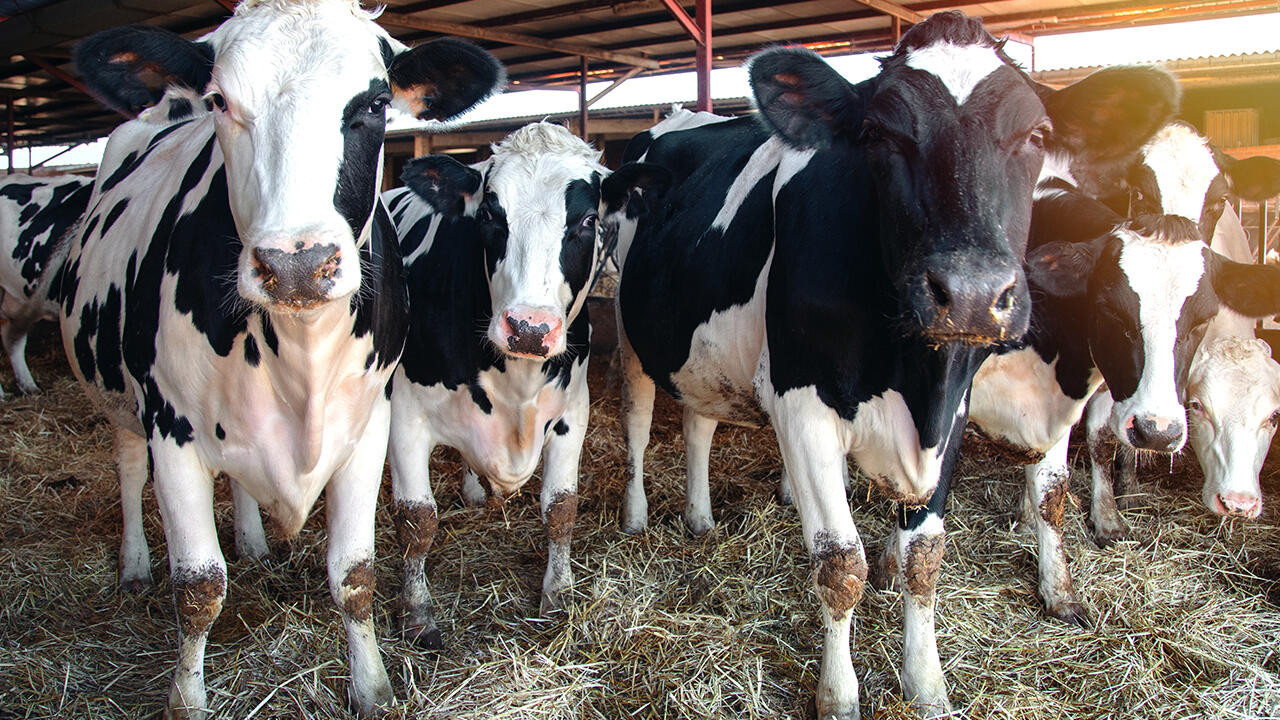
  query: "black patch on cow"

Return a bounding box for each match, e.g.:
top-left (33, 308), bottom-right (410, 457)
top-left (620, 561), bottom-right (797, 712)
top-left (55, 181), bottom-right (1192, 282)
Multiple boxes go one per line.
top-left (553, 419), bottom-right (569, 436)
top-left (561, 175), bottom-right (600, 304)
top-left (74, 25), bottom-right (214, 115)
top-left (335, 79), bottom-right (391, 239)
top-left (402, 155), bottom-right (482, 218)
top-left (350, 201), bottom-right (408, 371)
top-left (377, 37), bottom-right (396, 69)
top-left (101, 199), bottom-right (130, 236)
top-left (388, 37), bottom-right (503, 121)
top-left (167, 97), bottom-right (194, 121)
top-left (10, 180), bottom-right (92, 288)
top-left (0, 182), bottom-right (42, 205)
top-left (365, 350), bottom-right (376, 369)
top-left (215, 423), bottom-right (225, 440)
top-left (259, 311), bottom-right (279, 356)
top-left (243, 334), bottom-right (260, 367)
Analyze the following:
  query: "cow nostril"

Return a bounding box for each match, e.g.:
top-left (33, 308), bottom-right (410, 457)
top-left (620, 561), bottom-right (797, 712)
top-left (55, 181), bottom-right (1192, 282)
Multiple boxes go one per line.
top-left (314, 252), bottom-right (340, 282)
top-left (993, 283), bottom-right (1016, 314)
top-left (926, 272), bottom-right (950, 309)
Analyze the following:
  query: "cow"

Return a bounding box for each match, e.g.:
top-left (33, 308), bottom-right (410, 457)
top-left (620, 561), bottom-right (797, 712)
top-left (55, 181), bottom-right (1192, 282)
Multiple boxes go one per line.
top-left (968, 120), bottom-right (1280, 627)
top-left (58, 1), bottom-right (502, 716)
top-left (600, 12), bottom-right (1178, 717)
top-left (0, 173), bottom-right (92, 397)
top-left (380, 121), bottom-right (603, 647)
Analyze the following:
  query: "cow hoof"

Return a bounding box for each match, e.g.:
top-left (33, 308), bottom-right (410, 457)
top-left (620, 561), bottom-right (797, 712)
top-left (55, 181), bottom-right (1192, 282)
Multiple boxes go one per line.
top-left (348, 686), bottom-right (394, 717)
top-left (813, 697), bottom-right (859, 720)
top-left (119, 573), bottom-right (153, 594)
top-left (1089, 519), bottom-right (1129, 547)
top-left (163, 704), bottom-right (208, 720)
top-left (17, 384), bottom-right (40, 396)
top-left (620, 510), bottom-right (648, 535)
top-left (539, 592), bottom-right (568, 617)
top-left (403, 623), bottom-right (443, 651)
top-left (1048, 601), bottom-right (1091, 628)
top-left (684, 514), bottom-right (715, 536)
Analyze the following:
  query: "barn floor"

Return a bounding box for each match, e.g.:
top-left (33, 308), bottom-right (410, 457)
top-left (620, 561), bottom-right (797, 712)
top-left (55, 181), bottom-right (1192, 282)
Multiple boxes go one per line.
top-left (2, 318), bottom-right (1280, 720)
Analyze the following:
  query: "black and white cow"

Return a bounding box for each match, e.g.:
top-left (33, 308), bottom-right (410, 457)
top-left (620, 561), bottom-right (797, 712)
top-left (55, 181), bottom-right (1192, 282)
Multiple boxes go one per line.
top-left (381, 121), bottom-right (601, 647)
top-left (59, 2), bottom-right (501, 716)
top-left (1083, 126), bottom-right (1280, 531)
top-left (0, 173), bottom-right (92, 396)
top-left (601, 13), bottom-right (1173, 717)
top-left (968, 120), bottom-right (1280, 624)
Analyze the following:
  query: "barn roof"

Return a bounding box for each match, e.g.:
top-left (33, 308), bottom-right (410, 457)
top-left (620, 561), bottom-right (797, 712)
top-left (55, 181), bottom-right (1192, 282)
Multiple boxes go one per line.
top-left (1, 0), bottom-right (1277, 150)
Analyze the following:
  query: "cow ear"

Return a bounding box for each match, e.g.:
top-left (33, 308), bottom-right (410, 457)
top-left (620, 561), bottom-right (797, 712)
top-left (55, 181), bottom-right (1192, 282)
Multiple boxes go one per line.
top-left (1025, 240), bottom-right (1100, 297)
top-left (1217, 153), bottom-right (1280, 202)
top-left (748, 47), bottom-right (861, 149)
top-left (402, 155), bottom-right (482, 217)
top-left (601, 162), bottom-right (671, 220)
top-left (1209, 252), bottom-right (1280, 319)
top-left (389, 37), bottom-right (505, 122)
top-left (1042, 66), bottom-right (1180, 160)
top-left (74, 26), bottom-right (213, 115)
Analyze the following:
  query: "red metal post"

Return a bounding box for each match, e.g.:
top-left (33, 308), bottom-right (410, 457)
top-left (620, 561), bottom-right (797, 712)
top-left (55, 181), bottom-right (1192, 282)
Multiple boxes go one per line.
top-left (579, 56), bottom-right (590, 141)
top-left (695, 0), bottom-right (712, 112)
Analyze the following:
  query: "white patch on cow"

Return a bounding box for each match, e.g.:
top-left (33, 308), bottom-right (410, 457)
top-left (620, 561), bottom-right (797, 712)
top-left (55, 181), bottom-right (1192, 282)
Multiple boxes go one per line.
top-left (401, 212), bottom-right (442, 267)
top-left (639, 106), bottom-right (731, 158)
top-left (905, 42), bottom-right (1005, 106)
top-left (847, 389), bottom-right (944, 504)
top-left (1035, 150), bottom-right (1077, 195)
top-left (480, 123), bottom-right (606, 355)
top-left (710, 136), bottom-right (786, 233)
top-left (1140, 122), bottom-right (1222, 222)
top-left (970, 348), bottom-right (1103, 452)
top-left (774, 145), bottom-right (819, 196)
top-left (1110, 233), bottom-right (1207, 449)
top-left (1204, 205), bottom-right (1256, 340)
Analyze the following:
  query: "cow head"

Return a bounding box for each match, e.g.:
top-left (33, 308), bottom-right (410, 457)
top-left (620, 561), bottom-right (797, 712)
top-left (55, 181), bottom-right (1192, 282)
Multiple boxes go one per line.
top-left (1028, 214), bottom-right (1280, 453)
top-left (75, 0), bottom-right (503, 313)
top-left (403, 122), bottom-right (607, 359)
top-left (1186, 336), bottom-right (1280, 518)
top-left (748, 12), bottom-right (1047, 345)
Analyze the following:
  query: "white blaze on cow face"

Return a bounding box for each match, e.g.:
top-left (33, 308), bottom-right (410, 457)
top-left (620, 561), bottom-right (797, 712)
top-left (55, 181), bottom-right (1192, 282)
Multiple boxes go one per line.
top-left (1132, 123), bottom-right (1229, 242)
top-left (204, 1), bottom-right (395, 310)
top-left (904, 41), bottom-right (1007, 105)
top-left (478, 123), bottom-right (606, 359)
top-left (1187, 336), bottom-right (1280, 518)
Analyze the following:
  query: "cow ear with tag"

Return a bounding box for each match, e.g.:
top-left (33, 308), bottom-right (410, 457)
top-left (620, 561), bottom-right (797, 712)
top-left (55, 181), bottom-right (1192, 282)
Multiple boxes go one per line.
top-left (1208, 251), bottom-right (1280, 319)
top-left (1214, 151), bottom-right (1280, 202)
top-left (1025, 239), bottom-right (1101, 298)
top-left (74, 26), bottom-right (214, 115)
top-left (389, 37), bottom-right (505, 122)
top-left (402, 155), bottom-right (482, 218)
top-left (601, 162), bottom-right (672, 221)
top-left (748, 47), bottom-right (861, 150)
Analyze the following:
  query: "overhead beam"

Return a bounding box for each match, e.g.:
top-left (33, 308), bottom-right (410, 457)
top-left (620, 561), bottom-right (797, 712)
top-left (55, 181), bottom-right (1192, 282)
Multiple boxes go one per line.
top-left (659, 0), bottom-right (712, 112)
top-left (587, 66), bottom-right (645, 107)
top-left (377, 11), bottom-right (661, 69)
top-left (852, 0), bottom-right (926, 24)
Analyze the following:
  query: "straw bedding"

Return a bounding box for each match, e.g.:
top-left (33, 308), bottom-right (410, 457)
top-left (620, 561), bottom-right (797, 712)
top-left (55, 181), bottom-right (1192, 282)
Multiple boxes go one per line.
top-left (1, 321), bottom-right (1278, 719)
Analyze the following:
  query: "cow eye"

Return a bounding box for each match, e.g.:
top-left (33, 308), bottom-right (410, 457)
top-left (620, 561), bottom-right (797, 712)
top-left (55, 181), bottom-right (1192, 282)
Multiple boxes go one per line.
top-left (1187, 399), bottom-right (1205, 414)
top-left (204, 92), bottom-right (227, 112)
top-left (579, 215), bottom-right (597, 232)
top-left (1269, 409), bottom-right (1280, 427)
top-left (1027, 123), bottom-right (1049, 150)
top-left (368, 95), bottom-right (390, 114)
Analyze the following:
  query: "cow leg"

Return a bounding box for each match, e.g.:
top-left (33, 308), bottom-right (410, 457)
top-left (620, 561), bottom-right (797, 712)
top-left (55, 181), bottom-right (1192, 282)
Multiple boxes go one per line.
top-left (1023, 432), bottom-right (1087, 625)
top-left (774, 391), bottom-right (865, 720)
top-left (682, 407), bottom-right (718, 535)
top-left (460, 468), bottom-right (486, 507)
top-left (150, 442), bottom-right (224, 720)
top-left (1086, 429), bottom-right (1129, 546)
top-left (388, 390), bottom-right (442, 649)
top-left (1, 293), bottom-right (40, 395)
top-left (1112, 445), bottom-right (1141, 510)
top-left (539, 379), bottom-right (589, 615)
top-left (229, 478), bottom-right (269, 561)
top-left (116, 426), bottom-right (152, 593)
top-left (777, 466), bottom-right (794, 505)
top-left (618, 319), bottom-right (655, 534)
top-left (328, 399), bottom-right (394, 715)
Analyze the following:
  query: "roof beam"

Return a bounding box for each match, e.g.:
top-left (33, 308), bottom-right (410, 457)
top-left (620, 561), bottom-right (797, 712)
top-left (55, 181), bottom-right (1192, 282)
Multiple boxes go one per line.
top-left (851, 0), bottom-right (926, 24)
top-left (378, 11), bottom-right (661, 68)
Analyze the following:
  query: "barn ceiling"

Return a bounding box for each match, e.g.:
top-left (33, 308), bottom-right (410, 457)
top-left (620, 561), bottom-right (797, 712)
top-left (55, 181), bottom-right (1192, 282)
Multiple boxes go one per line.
top-left (0, 0), bottom-right (1276, 149)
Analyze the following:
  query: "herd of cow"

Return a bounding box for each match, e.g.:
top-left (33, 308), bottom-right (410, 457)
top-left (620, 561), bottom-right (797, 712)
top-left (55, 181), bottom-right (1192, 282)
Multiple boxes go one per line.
top-left (2, 1), bottom-right (1280, 718)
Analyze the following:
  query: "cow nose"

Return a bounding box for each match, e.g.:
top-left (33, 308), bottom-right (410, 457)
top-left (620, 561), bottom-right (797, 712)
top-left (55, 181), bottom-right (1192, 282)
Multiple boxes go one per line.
top-left (912, 257), bottom-right (1027, 343)
top-left (1125, 414), bottom-right (1184, 452)
top-left (500, 308), bottom-right (564, 358)
top-left (252, 244), bottom-right (341, 307)
top-left (1216, 492), bottom-right (1262, 518)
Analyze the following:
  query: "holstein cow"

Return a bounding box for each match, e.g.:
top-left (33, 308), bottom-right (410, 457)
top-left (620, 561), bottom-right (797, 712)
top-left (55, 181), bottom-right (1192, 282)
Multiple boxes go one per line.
top-left (0, 173), bottom-right (92, 396)
top-left (1084, 129), bottom-right (1280, 532)
top-left (969, 120), bottom-right (1280, 625)
top-left (601, 12), bottom-right (1184, 717)
top-left (59, 1), bottom-right (502, 716)
top-left (381, 122), bottom-right (602, 647)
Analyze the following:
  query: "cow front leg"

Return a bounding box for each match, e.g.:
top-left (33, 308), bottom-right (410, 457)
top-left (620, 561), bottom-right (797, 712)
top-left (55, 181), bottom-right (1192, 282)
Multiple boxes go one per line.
top-left (540, 379), bottom-right (589, 615)
top-left (618, 319), bottom-right (655, 534)
top-left (388, 385), bottom-right (442, 649)
top-left (150, 441), bottom-right (224, 720)
top-left (116, 426), bottom-right (152, 593)
top-left (1024, 433), bottom-right (1087, 625)
top-left (1086, 427), bottom-right (1129, 545)
top-left (774, 391), bottom-right (865, 720)
top-left (228, 477), bottom-right (269, 561)
top-left (329, 399), bottom-right (394, 715)
top-left (682, 407), bottom-right (718, 535)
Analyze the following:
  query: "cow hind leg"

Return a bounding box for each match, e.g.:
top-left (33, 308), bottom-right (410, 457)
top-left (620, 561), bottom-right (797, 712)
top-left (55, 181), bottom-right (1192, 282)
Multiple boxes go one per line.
top-left (1024, 434), bottom-right (1088, 626)
top-left (116, 427), bottom-right (152, 593)
top-left (228, 477), bottom-right (269, 561)
top-left (389, 402), bottom-right (442, 649)
top-left (682, 407), bottom-right (718, 535)
top-left (1, 293), bottom-right (40, 396)
top-left (618, 323), bottom-right (655, 534)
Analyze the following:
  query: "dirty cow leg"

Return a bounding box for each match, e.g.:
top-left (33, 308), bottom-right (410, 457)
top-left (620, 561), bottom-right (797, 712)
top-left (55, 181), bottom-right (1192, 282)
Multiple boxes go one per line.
top-left (773, 389), bottom-right (865, 720)
top-left (460, 468), bottom-right (486, 507)
top-left (329, 400), bottom-right (394, 715)
top-left (618, 320), bottom-right (655, 534)
top-left (540, 377), bottom-right (589, 615)
top-left (1086, 421), bottom-right (1129, 545)
top-left (150, 440), bottom-right (224, 720)
top-left (1, 292), bottom-right (43, 395)
top-left (229, 477), bottom-right (269, 561)
top-left (892, 504), bottom-right (950, 715)
top-left (1023, 432), bottom-right (1087, 625)
top-left (389, 380), bottom-right (442, 649)
top-left (116, 426), bottom-right (153, 593)
top-left (682, 407), bottom-right (718, 535)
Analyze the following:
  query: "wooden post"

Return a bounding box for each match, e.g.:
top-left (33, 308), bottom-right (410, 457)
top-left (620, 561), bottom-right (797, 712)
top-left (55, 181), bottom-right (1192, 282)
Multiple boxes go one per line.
top-left (695, 0), bottom-right (712, 113)
top-left (413, 133), bottom-right (432, 158)
top-left (579, 56), bottom-right (590, 141)
top-left (891, 15), bottom-right (902, 43)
